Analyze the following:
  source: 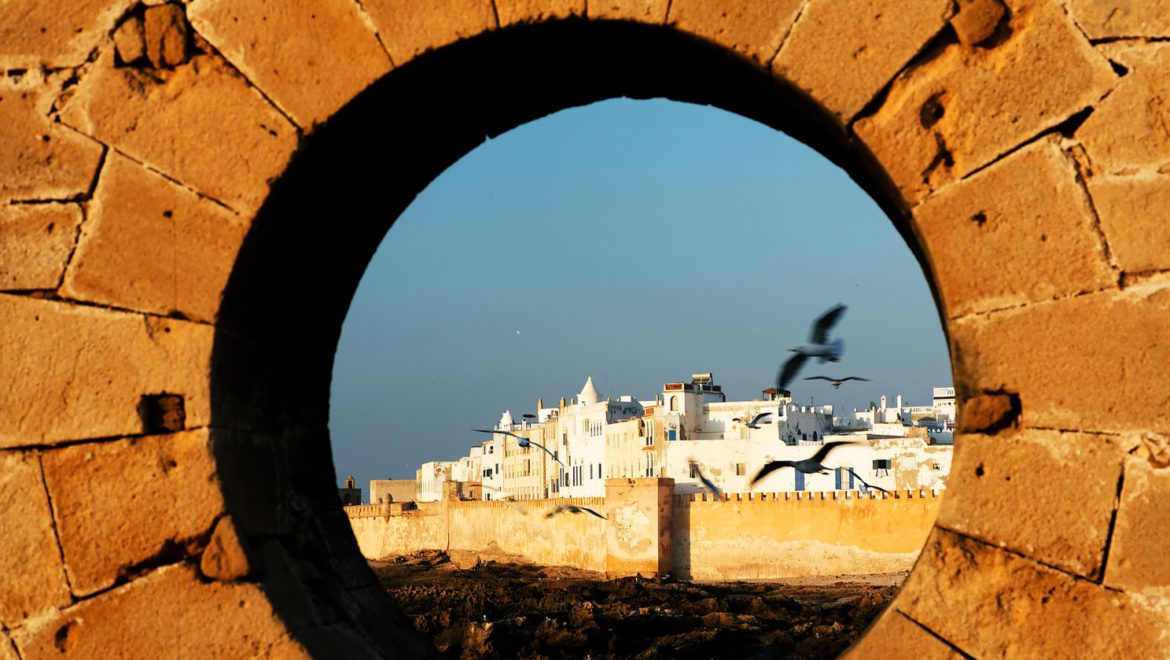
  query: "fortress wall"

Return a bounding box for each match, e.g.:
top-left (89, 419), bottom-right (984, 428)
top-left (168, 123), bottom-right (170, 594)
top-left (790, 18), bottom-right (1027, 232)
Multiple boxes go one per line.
top-left (347, 487), bottom-right (941, 580)
top-left (348, 498), bottom-right (607, 571)
top-left (672, 491), bottom-right (942, 580)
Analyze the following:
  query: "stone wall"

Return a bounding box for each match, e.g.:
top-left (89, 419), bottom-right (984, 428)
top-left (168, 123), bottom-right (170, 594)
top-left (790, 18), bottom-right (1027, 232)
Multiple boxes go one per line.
top-left (2, 0), bottom-right (1169, 655)
top-left (347, 482), bottom-right (941, 580)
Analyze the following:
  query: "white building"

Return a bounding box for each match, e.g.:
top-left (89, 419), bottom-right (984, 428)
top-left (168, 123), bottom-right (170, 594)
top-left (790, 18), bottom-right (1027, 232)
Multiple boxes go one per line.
top-left (424, 373), bottom-right (955, 499)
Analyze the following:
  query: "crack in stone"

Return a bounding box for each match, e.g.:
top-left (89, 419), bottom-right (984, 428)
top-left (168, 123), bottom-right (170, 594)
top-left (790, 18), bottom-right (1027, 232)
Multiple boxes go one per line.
top-left (936, 524), bottom-right (1106, 584)
top-left (34, 452), bottom-right (78, 602)
top-left (895, 609), bottom-right (976, 658)
top-left (352, 0), bottom-right (397, 68)
top-left (764, 0), bottom-right (814, 69)
top-left (0, 425), bottom-right (211, 454)
top-left (1097, 462), bottom-right (1126, 585)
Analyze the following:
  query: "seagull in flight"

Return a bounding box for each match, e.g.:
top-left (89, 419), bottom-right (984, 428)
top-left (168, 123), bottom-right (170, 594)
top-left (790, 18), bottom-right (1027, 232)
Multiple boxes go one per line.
top-left (687, 458), bottom-right (723, 497)
top-left (776, 304), bottom-right (847, 390)
top-left (847, 468), bottom-right (889, 496)
top-left (546, 504), bottom-right (606, 520)
top-left (803, 376), bottom-right (870, 390)
top-left (732, 412), bottom-right (773, 429)
top-left (472, 428), bottom-right (566, 467)
top-left (750, 441), bottom-right (859, 486)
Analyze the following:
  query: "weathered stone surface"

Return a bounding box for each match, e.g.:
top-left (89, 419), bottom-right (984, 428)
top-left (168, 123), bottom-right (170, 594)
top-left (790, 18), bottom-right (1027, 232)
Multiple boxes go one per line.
top-left (939, 431), bottom-right (1122, 578)
top-left (0, 294), bottom-right (213, 446)
top-left (775, 0), bottom-right (952, 122)
top-left (951, 287), bottom-right (1170, 435)
top-left (957, 393), bottom-right (1017, 433)
top-left (0, 203), bottom-right (83, 290)
top-left (913, 138), bottom-right (1113, 317)
top-left (0, 86), bottom-right (104, 203)
top-left (844, 609), bottom-right (962, 659)
top-left (1132, 431), bottom-right (1170, 468)
top-left (144, 3), bottom-right (190, 68)
top-left (200, 516), bottom-right (253, 581)
top-left (41, 430), bottom-right (224, 596)
top-left (187, 0), bottom-right (392, 129)
top-left (589, 0), bottom-right (668, 21)
top-left (361, 0), bottom-right (495, 66)
top-left (0, 451), bottom-right (71, 626)
top-left (895, 528), bottom-right (1169, 657)
top-left (60, 154), bottom-right (246, 322)
top-left (949, 0), bottom-right (1006, 47)
top-left (1077, 44), bottom-right (1170, 174)
top-left (496, 0), bottom-right (584, 25)
top-left (1067, 0), bottom-right (1170, 39)
top-left (669, 0), bottom-right (803, 64)
top-left (58, 49), bottom-right (298, 214)
top-left (855, 0), bottom-right (1116, 203)
top-left (1087, 173), bottom-right (1170, 274)
top-left (11, 564), bottom-right (290, 657)
top-left (1104, 457), bottom-right (1170, 594)
top-left (0, 632), bottom-right (16, 660)
top-left (0, 0), bottom-right (133, 68)
top-left (113, 15), bottom-right (146, 66)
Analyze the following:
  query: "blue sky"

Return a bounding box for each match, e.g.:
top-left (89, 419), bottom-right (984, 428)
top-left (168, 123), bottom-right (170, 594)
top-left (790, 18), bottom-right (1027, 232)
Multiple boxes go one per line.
top-left (328, 98), bottom-right (952, 490)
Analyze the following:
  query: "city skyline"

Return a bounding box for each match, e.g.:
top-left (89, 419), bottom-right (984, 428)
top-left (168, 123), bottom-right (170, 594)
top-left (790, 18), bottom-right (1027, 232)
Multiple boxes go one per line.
top-left (329, 98), bottom-right (953, 488)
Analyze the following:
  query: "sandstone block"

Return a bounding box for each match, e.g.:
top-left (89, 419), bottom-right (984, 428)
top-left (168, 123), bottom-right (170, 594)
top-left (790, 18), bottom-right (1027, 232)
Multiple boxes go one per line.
top-left (59, 153), bottom-right (246, 322)
top-left (144, 3), bottom-right (190, 68)
top-left (0, 203), bottom-right (83, 290)
top-left (58, 49), bottom-right (298, 214)
top-left (844, 609), bottom-right (962, 659)
top-left (0, 0), bottom-right (133, 68)
top-left (187, 0), bottom-right (392, 129)
top-left (1104, 457), bottom-right (1170, 594)
top-left (360, 0), bottom-right (496, 66)
top-left (895, 528), bottom-right (1168, 657)
top-left (495, 0), bottom-right (584, 26)
top-left (41, 430), bottom-right (225, 596)
top-left (11, 564), bottom-right (291, 658)
top-left (588, 0), bottom-right (668, 22)
top-left (949, 0), bottom-right (1006, 47)
top-left (914, 137), bottom-right (1113, 317)
top-left (1077, 44), bottom-right (1170, 174)
top-left (0, 86), bottom-right (104, 203)
top-left (1087, 173), bottom-right (1170, 273)
top-left (1066, 0), bottom-right (1170, 39)
top-left (855, 0), bottom-right (1116, 203)
top-left (774, 0), bottom-right (952, 122)
top-left (0, 294), bottom-right (214, 446)
top-left (668, 0), bottom-right (803, 64)
top-left (112, 14), bottom-right (147, 66)
top-left (938, 431), bottom-right (1122, 578)
top-left (0, 451), bottom-right (72, 626)
top-left (950, 287), bottom-right (1170, 434)
top-left (201, 516), bottom-right (254, 581)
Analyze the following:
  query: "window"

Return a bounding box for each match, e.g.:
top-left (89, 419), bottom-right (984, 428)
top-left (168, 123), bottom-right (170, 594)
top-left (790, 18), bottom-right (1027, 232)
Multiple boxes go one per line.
top-left (667, 428), bottom-right (677, 441)
top-left (589, 464), bottom-right (593, 479)
top-left (669, 396), bottom-right (678, 412)
top-left (872, 459), bottom-right (892, 470)
top-left (689, 464), bottom-right (698, 478)
top-left (735, 463), bottom-right (746, 476)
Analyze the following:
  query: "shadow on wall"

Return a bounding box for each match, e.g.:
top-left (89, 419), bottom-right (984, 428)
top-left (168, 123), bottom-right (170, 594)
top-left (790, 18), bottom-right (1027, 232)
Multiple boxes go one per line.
top-left (207, 19), bottom-right (922, 656)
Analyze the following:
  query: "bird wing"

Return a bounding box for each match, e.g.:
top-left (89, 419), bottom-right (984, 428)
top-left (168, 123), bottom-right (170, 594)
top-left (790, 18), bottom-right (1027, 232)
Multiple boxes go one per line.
top-left (580, 507), bottom-right (607, 520)
top-left (809, 304), bottom-right (847, 344)
top-left (849, 468), bottom-right (888, 494)
top-left (803, 376), bottom-right (834, 382)
top-left (750, 461), bottom-right (792, 486)
top-left (840, 377), bottom-right (870, 383)
top-left (528, 438), bottom-right (566, 467)
top-left (809, 441), bottom-right (857, 464)
top-left (751, 412), bottom-right (773, 426)
top-left (777, 353), bottom-right (809, 390)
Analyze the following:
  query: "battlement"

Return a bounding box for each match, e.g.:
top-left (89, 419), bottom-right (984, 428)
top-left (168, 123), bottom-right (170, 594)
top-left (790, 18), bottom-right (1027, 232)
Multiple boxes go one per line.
top-left (674, 488), bottom-right (944, 505)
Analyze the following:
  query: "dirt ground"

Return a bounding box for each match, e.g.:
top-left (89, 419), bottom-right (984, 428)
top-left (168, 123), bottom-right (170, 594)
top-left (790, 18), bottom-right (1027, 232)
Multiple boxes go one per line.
top-left (373, 550), bottom-right (902, 659)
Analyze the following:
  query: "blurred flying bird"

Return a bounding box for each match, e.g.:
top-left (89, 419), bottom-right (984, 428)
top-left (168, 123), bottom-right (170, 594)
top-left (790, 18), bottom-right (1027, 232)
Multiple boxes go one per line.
top-left (473, 428), bottom-right (566, 467)
top-left (776, 304), bottom-right (847, 390)
top-left (522, 413), bottom-right (537, 419)
top-left (732, 412), bottom-right (773, 429)
top-left (847, 468), bottom-right (889, 496)
top-left (515, 329), bottom-right (523, 336)
top-left (803, 376), bottom-right (870, 390)
top-left (546, 504), bottom-right (606, 520)
top-left (687, 458), bottom-right (723, 497)
top-left (750, 441), bottom-right (859, 486)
